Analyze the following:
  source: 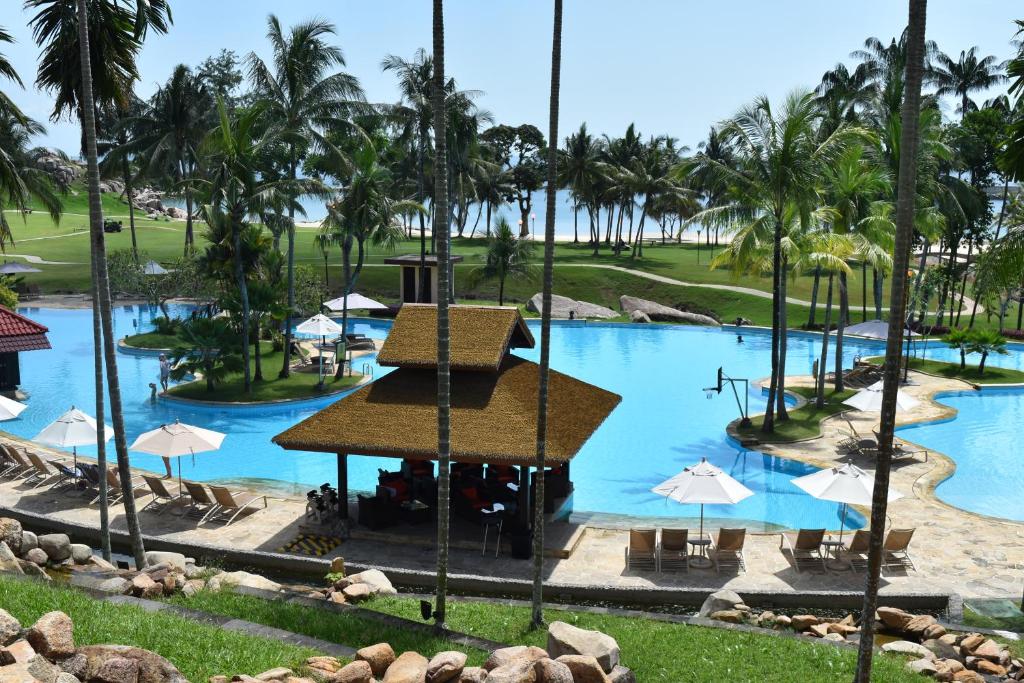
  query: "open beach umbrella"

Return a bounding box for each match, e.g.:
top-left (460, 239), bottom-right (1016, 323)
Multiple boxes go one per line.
top-left (652, 457), bottom-right (754, 545)
top-left (0, 395), bottom-right (27, 421)
top-left (296, 314), bottom-right (344, 385)
top-left (0, 261), bottom-right (41, 274)
top-left (323, 292), bottom-right (388, 312)
top-left (842, 380), bottom-right (920, 412)
top-left (35, 406), bottom-right (112, 469)
top-left (130, 419), bottom-right (226, 492)
top-left (843, 320), bottom-right (919, 340)
top-left (790, 463), bottom-right (903, 544)
top-left (141, 260), bottom-right (169, 276)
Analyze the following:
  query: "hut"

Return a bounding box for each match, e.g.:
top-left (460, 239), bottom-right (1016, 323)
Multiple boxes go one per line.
top-left (273, 304), bottom-right (620, 550)
top-left (384, 254), bottom-right (464, 304)
top-left (0, 306), bottom-right (50, 395)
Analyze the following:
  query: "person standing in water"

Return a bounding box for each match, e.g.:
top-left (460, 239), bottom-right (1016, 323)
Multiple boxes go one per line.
top-left (158, 354), bottom-right (170, 393)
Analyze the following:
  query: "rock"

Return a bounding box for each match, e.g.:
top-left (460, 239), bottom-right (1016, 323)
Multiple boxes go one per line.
top-left (876, 607), bottom-right (913, 631)
top-left (904, 614), bottom-right (937, 638)
top-left (0, 608), bottom-right (21, 645)
top-left (181, 579), bottom-right (205, 597)
top-left (709, 610), bottom-right (745, 624)
top-left (922, 639), bottom-right (959, 661)
top-left (790, 615), bottom-right (819, 631)
top-left (938, 658), bottom-right (965, 674)
top-left (774, 615), bottom-right (792, 628)
top-left (97, 577), bottom-right (133, 595)
top-left (57, 653), bottom-right (87, 679)
top-left (56, 673), bottom-right (80, 683)
top-left (951, 672), bottom-right (985, 683)
top-left (554, 655), bottom-right (609, 683)
top-left (381, 651), bottom-right (428, 683)
top-left (973, 660), bottom-right (1006, 677)
top-left (0, 518), bottom-right (23, 555)
top-left (131, 573), bottom-right (163, 599)
top-left (28, 653), bottom-right (61, 683)
top-left (922, 624), bottom-right (947, 641)
top-left (546, 621), bottom-right (620, 673)
top-left (89, 556), bottom-right (118, 572)
top-left (526, 294), bottom-right (617, 320)
top-left (341, 583), bottom-right (372, 603)
top-left (426, 651), bottom-right (466, 683)
top-left (0, 541), bottom-right (23, 574)
top-left (25, 547), bottom-right (49, 566)
top-left (533, 658), bottom-right (574, 683)
top-left (827, 623), bottom-right (859, 637)
top-left (972, 639), bottom-right (1003, 663)
top-left (78, 645), bottom-right (187, 683)
top-left (69, 544), bottom-right (92, 565)
top-left (5, 639), bottom-right (35, 664)
top-left (607, 665), bottom-right (636, 683)
top-left (17, 559), bottom-right (43, 578)
top-left (255, 668), bottom-right (292, 681)
top-left (808, 624), bottom-right (830, 639)
top-left (20, 530), bottom-right (38, 555)
top-left (38, 534), bottom-right (71, 563)
top-left (144, 552), bottom-right (188, 570)
top-left (345, 569), bottom-right (396, 596)
top-left (485, 646), bottom-right (549, 671)
top-left (881, 640), bottom-right (935, 660)
top-left (355, 643), bottom-right (395, 678)
top-left (329, 557), bottom-right (345, 575)
top-left (619, 295), bottom-right (719, 326)
top-left (165, 207), bottom-right (187, 220)
top-left (456, 668), bottom-right (486, 683)
top-left (823, 633), bottom-right (846, 642)
top-left (628, 310), bottom-right (651, 323)
top-left (697, 589), bottom-right (744, 618)
top-left (334, 661), bottom-right (373, 683)
top-left (92, 656), bottom-right (140, 683)
top-left (958, 634), bottom-right (985, 652)
top-left (906, 658), bottom-right (939, 676)
top-left (486, 660), bottom-right (536, 683)
top-left (27, 612), bottom-right (75, 658)
top-left (328, 592), bottom-right (346, 604)
top-left (207, 571), bottom-right (282, 593)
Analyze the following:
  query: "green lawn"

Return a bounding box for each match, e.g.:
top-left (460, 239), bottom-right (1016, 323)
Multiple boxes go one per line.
top-left (0, 576), bottom-right (320, 682)
top-left (737, 387), bottom-right (857, 443)
top-left (122, 331), bottom-right (181, 350)
top-left (961, 607), bottom-right (1024, 659)
top-left (865, 357), bottom-right (1024, 385)
top-left (167, 343), bottom-right (362, 403)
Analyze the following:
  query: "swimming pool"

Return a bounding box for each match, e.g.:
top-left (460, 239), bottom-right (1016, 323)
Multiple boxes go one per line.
top-left (6, 305), bottom-right (1022, 530)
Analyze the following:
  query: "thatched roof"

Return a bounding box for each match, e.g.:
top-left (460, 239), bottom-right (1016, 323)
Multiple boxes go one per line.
top-left (376, 304), bottom-right (535, 372)
top-left (272, 356), bottom-right (621, 465)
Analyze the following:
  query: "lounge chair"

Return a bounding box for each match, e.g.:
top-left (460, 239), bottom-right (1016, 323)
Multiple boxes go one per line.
top-left (882, 528), bottom-right (916, 571)
top-left (780, 528), bottom-right (826, 573)
top-left (183, 481), bottom-right (220, 520)
top-left (290, 342), bottom-right (312, 367)
top-left (204, 485), bottom-right (267, 526)
top-left (24, 451), bottom-right (62, 489)
top-left (0, 445), bottom-right (33, 479)
top-left (872, 431), bottom-right (929, 462)
top-left (93, 467), bottom-right (147, 506)
top-left (140, 475), bottom-right (186, 515)
top-left (625, 528), bottom-right (657, 571)
top-left (712, 528), bottom-right (747, 574)
top-left (841, 529), bottom-right (870, 572)
top-left (48, 460), bottom-right (86, 492)
top-left (658, 528), bottom-right (688, 572)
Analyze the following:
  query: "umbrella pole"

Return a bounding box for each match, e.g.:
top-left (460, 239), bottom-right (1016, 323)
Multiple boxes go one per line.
top-left (838, 502), bottom-right (847, 545)
top-left (699, 504), bottom-right (704, 542)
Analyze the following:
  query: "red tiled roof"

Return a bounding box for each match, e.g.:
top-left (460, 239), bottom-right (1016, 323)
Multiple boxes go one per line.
top-left (0, 307), bottom-right (50, 353)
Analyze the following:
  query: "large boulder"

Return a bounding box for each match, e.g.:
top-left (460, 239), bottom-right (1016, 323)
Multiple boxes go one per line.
top-left (876, 607), bottom-right (913, 631)
top-left (0, 608), bottom-right (21, 645)
top-left (484, 646), bottom-right (549, 671)
top-left (0, 518), bottom-right (23, 555)
top-left (25, 548), bottom-right (49, 566)
top-left (26, 612), bottom-right (75, 658)
top-left (619, 295), bottom-right (719, 326)
top-left (334, 660), bottom-right (373, 683)
top-left (144, 552), bottom-right (188, 571)
top-left (546, 621), bottom-right (620, 673)
top-left (131, 573), bottom-right (163, 599)
top-left (698, 589), bottom-right (745, 618)
top-left (20, 530), bottom-right (38, 555)
top-left (486, 659), bottom-right (536, 683)
top-left (526, 294), bottom-right (617, 320)
top-left (206, 571), bottom-right (282, 593)
top-left (533, 658), bottom-right (574, 683)
top-left (69, 544), bottom-right (92, 565)
top-left (426, 651), bottom-right (466, 683)
top-left (554, 655), bottom-right (610, 683)
top-left (78, 645), bottom-right (187, 683)
top-left (345, 569), bottom-right (396, 596)
top-left (456, 668), bottom-right (487, 683)
top-left (0, 541), bottom-right (23, 574)
top-left (97, 577), bottom-right (133, 595)
top-left (381, 651), bottom-right (428, 683)
top-left (355, 643), bottom-right (395, 678)
top-left (37, 534), bottom-right (72, 563)
top-left (881, 640), bottom-right (935, 660)
top-left (608, 665), bottom-right (637, 683)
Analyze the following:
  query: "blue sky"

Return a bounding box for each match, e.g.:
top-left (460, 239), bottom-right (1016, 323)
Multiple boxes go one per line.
top-left (1, 0), bottom-right (1019, 155)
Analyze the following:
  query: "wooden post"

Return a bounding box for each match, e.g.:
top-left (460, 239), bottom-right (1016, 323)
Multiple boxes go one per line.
top-left (337, 453), bottom-right (348, 520)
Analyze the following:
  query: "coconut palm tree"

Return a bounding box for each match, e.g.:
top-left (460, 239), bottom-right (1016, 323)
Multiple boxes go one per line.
top-left (931, 46), bottom-right (1007, 120)
top-left (431, 0), bottom-right (451, 631)
top-left (531, 0), bottom-right (562, 629)
top-left (560, 123), bottom-right (601, 244)
top-left (247, 15), bottom-right (364, 381)
top-left (470, 217), bottom-right (535, 306)
top-left (28, 0), bottom-right (172, 571)
top-left (855, 1), bottom-right (929, 679)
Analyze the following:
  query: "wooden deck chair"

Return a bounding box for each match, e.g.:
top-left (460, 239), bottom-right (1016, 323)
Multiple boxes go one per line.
top-left (48, 460), bottom-right (86, 492)
top-left (94, 467), bottom-right (146, 506)
top-left (842, 529), bottom-right (871, 572)
top-left (140, 475), bottom-right (186, 515)
top-left (658, 528), bottom-right (688, 573)
top-left (24, 451), bottom-right (62, 489)
top-left (882, 528), bottom-right (916, 571)
top-left (625, 528), bottom-right (657, 571)
top-left (872, 431), bottom-right (929, 462)
top-left (183, 481), bottom-right (221, 521)
top-left (0, 445), bottom-right (33, 479)
top-left (204, 485), bottom-right (267, 526)
top-left (780, 528), bottom-right (826, 573)
top-left (712, 528), bottom-right (747, 574)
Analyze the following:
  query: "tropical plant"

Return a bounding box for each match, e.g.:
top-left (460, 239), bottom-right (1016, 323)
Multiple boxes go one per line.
top-left (97, 98), bottom-right (144, 258)
top-left (930, 46), bottom-right (1007, 120)
top-left (481, 124), bottom-right (546, 237)
top-left (469, 217), bottom-right (535, 306)
top-left (170, 316), bottom-right (243, 392)
top-left (559, 122), bottom-right (602, 245)
top-left (1000, 21), bottom-right (1024, 181)
top-left (942, 327), bottom-right (971, 370)
top-left (966, 328), bottom-right (1009, 374)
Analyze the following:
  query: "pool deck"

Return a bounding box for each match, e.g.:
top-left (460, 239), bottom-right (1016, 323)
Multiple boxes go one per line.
top-left (1, 368), bottom-right (1022, 604)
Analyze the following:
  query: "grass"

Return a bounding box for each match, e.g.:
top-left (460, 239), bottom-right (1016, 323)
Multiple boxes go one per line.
top-left (865, 356), bottom-right (1024, 385)
top-left (167, 343), bottom-right (362, 403)
top-left (737, 386), bottom-right (857, 443)
top-left (0, 576), bottom-right (320, 682)
top-left (962, 607), bottom-right (1024, 659)
top-left (122, 331), bottom-right (181, 349)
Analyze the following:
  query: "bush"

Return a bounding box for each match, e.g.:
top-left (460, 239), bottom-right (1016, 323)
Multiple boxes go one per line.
top-left (152, 316), bottom-right (180, 336)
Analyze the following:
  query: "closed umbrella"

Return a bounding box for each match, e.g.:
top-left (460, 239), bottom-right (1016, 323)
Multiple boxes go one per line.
top-left (323, 293), bottom-right (388, 312)
top-left (0, 262), bottom-right (41, 274)
top-left (843, 380), bottom-right (919, 412)
top-left (0, 395), bottom-right (27, 421)
top-left (652, 457), bottom-right (754, 567)
top-left (296, 314), bottom-right (344, 385)
top-left (130, 419), bottom-right (226, 492)
top-left (843, 320), bottom-right (919, 340)
top-left (35, 406), bottom-right (112, 469)
top-left (142, 260), bottom-right (169, 276)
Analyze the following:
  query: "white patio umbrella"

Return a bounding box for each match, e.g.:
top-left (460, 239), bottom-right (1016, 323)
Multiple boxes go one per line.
top-left (0, 394), bottom-right (27, 421)
top-left (323, 292), bottom-right (388, 312)
top-left (842, 380), bottom-right (920, 412)
top-left (790, 463), bottom-right (903, 545)
top-left (0, 261), bottom-right (41, 274)
top-left (141, 260), bottom-right (169, 276)
top-left (129, 419), bottom-right (225, 492)
top-left (843, 320), bottom-right (919, 340)
top-left (35, 406), bottom-right (112, 469)
top-left (295, 314), bottom-right (344, 385)
top-left (652, 457), bottom-right (754, 565)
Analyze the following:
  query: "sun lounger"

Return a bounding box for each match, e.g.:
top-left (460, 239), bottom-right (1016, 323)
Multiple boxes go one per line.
top-left (48, 460), bottom-right (86, 492)
top-left (0, 445), bottom-right (33, 479)
top-left (93, 467), bottom-right (147, 506)
top-left (872, 431), bottom-right (929, 462)
top-left (841, 529), bottom-right (871, 572)
top-left (183, 481), bottom-right (221, 520)
top-left (882, 528), bottom-right (916, 571)
top-left (140, 475), bottom-right (186, 514)
top-left (780, 528), bottom-right (826, 573)
top-left (712, 528), bottom-right (747, 573)
top-left (204, 485), bottom-right (267, 526)
top-left (658, 528), bottom-right (688, 572)
top-left (24, 451), bottom-right (63, 489)
top-left (625, 528), bottom-right (657, 571)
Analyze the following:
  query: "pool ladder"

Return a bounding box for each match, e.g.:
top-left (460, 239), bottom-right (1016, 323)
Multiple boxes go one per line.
top-left (361, 363), bottom-right (374, 378)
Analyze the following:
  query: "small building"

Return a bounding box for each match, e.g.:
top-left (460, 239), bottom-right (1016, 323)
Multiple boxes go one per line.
top-left (384, 254), bottom-right (464, 305)
top-left (0, 306), bottom-right (51, 395)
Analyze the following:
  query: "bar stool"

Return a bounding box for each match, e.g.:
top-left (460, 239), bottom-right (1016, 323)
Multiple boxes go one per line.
top-left (481, 513), bottom-right (503, 557)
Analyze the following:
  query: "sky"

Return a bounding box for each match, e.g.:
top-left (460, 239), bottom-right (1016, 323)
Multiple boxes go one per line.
top-left (1, 0), bottom-right (1019, 156)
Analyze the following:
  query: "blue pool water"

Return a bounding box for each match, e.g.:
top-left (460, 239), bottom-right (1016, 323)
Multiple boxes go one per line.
top-left (6, 305), bottom-right (1023, 529)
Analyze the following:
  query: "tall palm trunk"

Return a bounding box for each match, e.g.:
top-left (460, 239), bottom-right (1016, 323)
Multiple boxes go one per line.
top-left (908, 240), bottom-right (930, 325)
top-left (776, 261), bottom-right (790, 421)
top-left (253, 317), bottom-right (263, 381)
top-left (122, 159), bottom-right (138, 262)
top-left (955, 237), bottom-right (973, 327)
top-left (532, 0), bottom-right (562, 630)
top-left (855, 1), bottom-right (927, 679)
top-left (76, 0), bottom-right (146, 568)
top-left (335, 235), bottom-right (353, 379)
top-left (280, 149), bottom-right (298, 379)
top-left (572, 198), bottom-right (578, 243)
top-left (232, 206), bottom-right (252, 394)
top-left (861, 262), bottom-right (868, 322)
top-left (762, 212), bottom-right (784, 433)
top-left (808, 265), bottom-right (821, 327)
top-left (816, 273), bottom-right (834, 408)
top-left (432, 0), bottom-right (452, 630)
top-left (184, 185), bottom-right (194, 254)
top-left (90, 246), bottom-right (111, 561)
top-left (834, 271), bottom-right (848, 391)
top-left (418, 131), bottom-right (429, 301)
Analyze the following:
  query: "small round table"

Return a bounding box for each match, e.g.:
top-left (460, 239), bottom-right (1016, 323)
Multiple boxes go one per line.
top-left (688, 538), bottom-right (713, 569)
top-left (821, 539), bottom-right (848, 571)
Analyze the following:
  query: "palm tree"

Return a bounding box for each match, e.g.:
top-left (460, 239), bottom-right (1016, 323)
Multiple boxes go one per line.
top-left (97, 99), bottom-right (143, 260)
top-left (967, 329), bottom-right (1008, 374)
top-left (931, 47), bottom-right (1007, 120)
top-left (470, 217), bottom-right (534, 305)
top-left (560, 123), bottom-right (601, 244)
top-left (247, 15), bottom-right (364, 381)
top-left (855, 1), bottom-right (928, 679)
top-left (431, 0), bottom-right (451, 631)
top-left (942, 327), bottom-right (970, 370)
